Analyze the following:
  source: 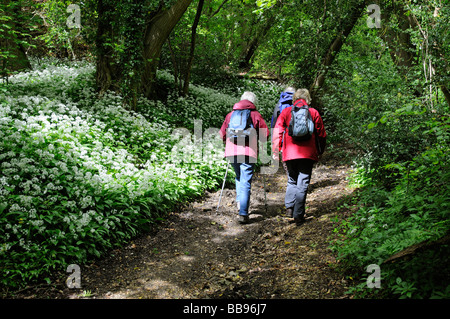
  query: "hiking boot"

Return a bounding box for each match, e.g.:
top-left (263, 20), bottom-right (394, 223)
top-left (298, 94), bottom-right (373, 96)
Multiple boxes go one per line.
top-left (286, 207), bottom-right (293, 218)
top-left (294, 215), bottom-right (306, 226)
top-left (238, 215), bottom-right (249, 224)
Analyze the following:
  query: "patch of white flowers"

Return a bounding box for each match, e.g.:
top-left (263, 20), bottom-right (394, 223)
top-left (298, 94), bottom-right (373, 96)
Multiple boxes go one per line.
top-left (1, 59), bottom-right (257, 286)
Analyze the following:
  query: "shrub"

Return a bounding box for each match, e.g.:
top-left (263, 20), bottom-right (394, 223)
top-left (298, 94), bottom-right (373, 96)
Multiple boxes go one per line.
top-left (0, 60), bottom-right (234, 289)
top-left (332, 115), bottom-right (449, 298)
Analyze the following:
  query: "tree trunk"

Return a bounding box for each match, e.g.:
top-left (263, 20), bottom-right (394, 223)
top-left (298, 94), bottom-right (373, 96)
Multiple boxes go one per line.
top-left (0, 38), bottom-right (31, 74)
top-left (379, 2), bottom-right (417, 70)
top-left (377, 0), bottom-right (450, 108)
top-left (167, 37), bottom-right (181, 91)
top-left (238, 26), bottom-right (268, 70)
top-left (383, 234), bottom-right (450, 264)
top-left (238, 3), bottom-right (280, 70)
top-left (95, 0), bottom-right (119, 94)
top-left (376, 0), bottom-right (421, 97)
top-left (440, 85), bottom-right (450, 108)
top-left (0, 0), bottom-right (31, 78)
top-left (142, 0), bottom-right (193, 99)
top-left (309, 2), bottom-right (367, 110)
top-left (182, 0), bottom-right (204, 96)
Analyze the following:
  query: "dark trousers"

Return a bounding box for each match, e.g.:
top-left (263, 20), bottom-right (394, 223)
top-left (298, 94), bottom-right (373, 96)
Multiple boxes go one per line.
top-left (285, 159), bottom-right (314, 219)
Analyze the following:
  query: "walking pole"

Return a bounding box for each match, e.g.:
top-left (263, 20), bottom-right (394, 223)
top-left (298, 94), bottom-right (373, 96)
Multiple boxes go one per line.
top-left (217, 162), bottom-right (230, 211)
top-left (263, 173), bottom-right (267, 213)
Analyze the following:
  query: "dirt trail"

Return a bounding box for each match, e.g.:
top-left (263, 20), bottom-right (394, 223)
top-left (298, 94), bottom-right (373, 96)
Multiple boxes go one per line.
top-left (18, 151), bottom-right (355, 299)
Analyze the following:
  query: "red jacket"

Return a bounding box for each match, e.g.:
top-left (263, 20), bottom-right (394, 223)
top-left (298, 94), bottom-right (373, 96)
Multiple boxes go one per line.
top-left (272, 99), bottom-right (326, 162)
top-left (220, 100), bottom-right (269, 159)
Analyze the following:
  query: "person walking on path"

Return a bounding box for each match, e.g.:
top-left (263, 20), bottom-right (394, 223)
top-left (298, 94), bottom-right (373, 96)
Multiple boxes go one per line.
top-left (220, 92), bottom-right (269, 224)
top-left (271, 86), bottom-right (296, 174)
top-left (270, 86), bottom-right (296, 130)
top-left (272, 89), bottom-right (326, 225)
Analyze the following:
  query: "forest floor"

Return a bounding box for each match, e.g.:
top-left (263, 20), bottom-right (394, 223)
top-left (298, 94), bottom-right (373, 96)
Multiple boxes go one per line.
top-left (13, 149), bottom-right (356, 300)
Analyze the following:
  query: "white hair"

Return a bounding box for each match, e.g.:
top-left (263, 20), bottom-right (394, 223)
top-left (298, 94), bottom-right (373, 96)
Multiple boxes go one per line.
top-left (293, 89), bottom-right (311, 104)
top-left (240, 91), bottom-right (257, 104)
top-left (284, 86), bottom-right (296, 93)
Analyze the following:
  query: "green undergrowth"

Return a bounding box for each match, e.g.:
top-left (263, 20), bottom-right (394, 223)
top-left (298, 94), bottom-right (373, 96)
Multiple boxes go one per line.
top-left (0, 59), bottom-right (279, 290)
top-left (331, 117), bottom-right (449, 299)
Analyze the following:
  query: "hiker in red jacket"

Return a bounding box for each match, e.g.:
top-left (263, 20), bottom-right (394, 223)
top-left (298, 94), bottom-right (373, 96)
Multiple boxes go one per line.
top-left (272, 89), bottom-right (326, 225)
top-left (220, 92), bottom-right (269, 224)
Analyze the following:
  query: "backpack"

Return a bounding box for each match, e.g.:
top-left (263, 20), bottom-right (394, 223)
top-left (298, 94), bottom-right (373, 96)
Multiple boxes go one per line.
top-left (227, 109), bottom-right (254, 144)
top-left (288, 101), bottom-right (315, 141)
top-left (271, 91), bottom-right (294, 127)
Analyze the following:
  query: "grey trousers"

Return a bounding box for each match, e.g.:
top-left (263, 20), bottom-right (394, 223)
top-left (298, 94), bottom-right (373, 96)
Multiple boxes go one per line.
top-left (284, 159), bottom-right (314, 219)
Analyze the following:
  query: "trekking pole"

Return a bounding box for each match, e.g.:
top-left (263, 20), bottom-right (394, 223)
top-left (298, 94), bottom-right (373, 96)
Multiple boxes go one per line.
top-left (263, 173), bottom-right (268, 213)
top-left (217, 162), bottom-right (230, 212)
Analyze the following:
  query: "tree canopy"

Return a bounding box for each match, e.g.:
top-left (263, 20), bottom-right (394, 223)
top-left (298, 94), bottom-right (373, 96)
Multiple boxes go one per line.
top-left (2, 0), bottom-right (448, 107)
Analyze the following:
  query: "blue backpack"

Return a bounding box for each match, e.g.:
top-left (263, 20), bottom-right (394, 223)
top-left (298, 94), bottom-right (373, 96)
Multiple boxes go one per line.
top-left (227, 109), bottom-right (254, 143)
top-left (288, 101), bottom-right (315, 141)
top-left (271, 91), bottom-right (294, 127)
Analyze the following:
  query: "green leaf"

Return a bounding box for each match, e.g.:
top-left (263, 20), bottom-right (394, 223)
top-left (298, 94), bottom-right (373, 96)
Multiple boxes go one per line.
top-left (367, 122), bottom-right (377, 129)
top-left (0, 203), bottom-right (7, 214)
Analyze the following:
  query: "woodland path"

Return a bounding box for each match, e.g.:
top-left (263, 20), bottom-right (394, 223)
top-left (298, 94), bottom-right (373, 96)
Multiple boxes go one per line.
top-left (20, 150), bottom-right (355, 299)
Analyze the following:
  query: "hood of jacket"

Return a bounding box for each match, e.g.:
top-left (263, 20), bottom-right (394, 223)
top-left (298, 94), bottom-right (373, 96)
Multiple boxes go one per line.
top-left (233, 99), bottom-right (256, 110)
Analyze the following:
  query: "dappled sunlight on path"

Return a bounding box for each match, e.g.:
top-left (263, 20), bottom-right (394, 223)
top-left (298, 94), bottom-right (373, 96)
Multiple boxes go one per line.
top-left (51, 152), bottom-right (355, 299)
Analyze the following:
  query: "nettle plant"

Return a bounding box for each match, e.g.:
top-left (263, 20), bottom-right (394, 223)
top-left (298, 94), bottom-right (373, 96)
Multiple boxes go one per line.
top-left (0, 60), bottom-right (234, 288)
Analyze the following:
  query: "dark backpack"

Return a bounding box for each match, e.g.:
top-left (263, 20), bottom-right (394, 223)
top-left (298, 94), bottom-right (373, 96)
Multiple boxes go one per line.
top-left (227, 109), bottom-right (254, 144)
top-left (271, 91), bottom-right (293, 127)
top-left (288, 101), bottom-right (315, 141)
